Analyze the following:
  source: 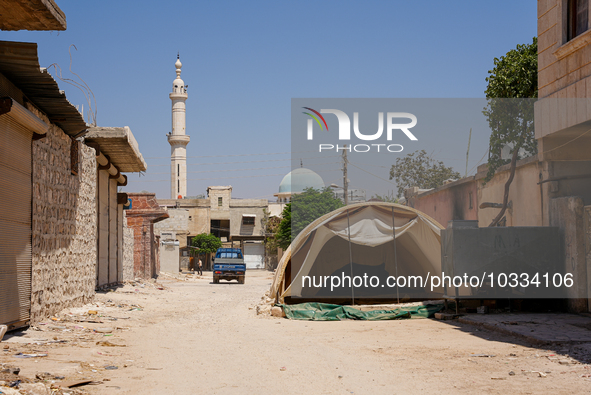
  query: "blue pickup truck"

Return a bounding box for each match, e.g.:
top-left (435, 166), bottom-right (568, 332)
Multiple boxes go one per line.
top-left (212, 248), bottom-right (246, 284)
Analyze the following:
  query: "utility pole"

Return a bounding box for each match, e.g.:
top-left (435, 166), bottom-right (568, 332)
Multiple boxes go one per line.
top-left (465, 128), bottom-right (472, 178)
top-left (343, 145), bottom-right (348, 205)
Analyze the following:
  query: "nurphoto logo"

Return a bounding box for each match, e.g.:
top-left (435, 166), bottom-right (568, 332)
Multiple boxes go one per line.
top-left (303, 107), bottom-right (418, 153)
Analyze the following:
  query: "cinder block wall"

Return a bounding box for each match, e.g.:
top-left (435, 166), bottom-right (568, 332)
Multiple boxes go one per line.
top-left (29, 105), bottom-right (97, 322)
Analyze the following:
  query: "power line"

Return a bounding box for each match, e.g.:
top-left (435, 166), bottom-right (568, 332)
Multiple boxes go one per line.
top-left (146, 156), bottom-right (340, 167)
top-left (144, 151), bottom-right (291, 159)
top-left (144, 149), bottom-right (325, 160)
top-left (139, 161), bottom-right (341, 175)
top-left (348, 161), bottom-right (397, 186)
top-left (147, 165), bottom-right (292, 175)
top-left (126, 168), bottom-right (342, 183)
top-left (466, 148), bottom-right (489, 175)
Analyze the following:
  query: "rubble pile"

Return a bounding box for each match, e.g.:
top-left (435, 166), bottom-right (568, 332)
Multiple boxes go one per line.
top-left (253, 291), bottom-right (274, 316)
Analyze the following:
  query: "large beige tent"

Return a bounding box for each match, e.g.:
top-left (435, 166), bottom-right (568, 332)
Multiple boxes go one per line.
top-left (270, 202), bottom-right (444, 304)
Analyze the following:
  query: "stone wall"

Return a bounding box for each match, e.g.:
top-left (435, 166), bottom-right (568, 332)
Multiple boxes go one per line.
top-left (537, 0), bottom-right (591, 99)
top-left (29, 105), bottom-right (97, 323)
top-left (122, 211), bottom-right (135, 281)
top-left (535, 1), bottom-right (591, 161)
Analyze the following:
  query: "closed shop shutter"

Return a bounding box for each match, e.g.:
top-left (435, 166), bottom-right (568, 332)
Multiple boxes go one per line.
top-left (97, 170), bottom-right (109, 287)
top-left (108, 178), bottom-right (117, 284)
top-left (0, 115), bottom-right (32, 328)
top-left (243, 243), bottom-right (264, 269)
top-left (117, 204), bottom-right (123, 283)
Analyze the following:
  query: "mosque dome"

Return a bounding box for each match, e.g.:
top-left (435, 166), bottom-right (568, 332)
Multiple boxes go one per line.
top-left (278, 168), bottom-right (325, 194)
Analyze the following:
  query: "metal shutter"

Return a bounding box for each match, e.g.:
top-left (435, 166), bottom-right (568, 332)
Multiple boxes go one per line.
top-left (0, 115), bottom-right (32, 328)
top-left (108, 178), bottom-right (117, 284)
top-left (97, 170), bottom-right (109, 287)
top-left (244, 243), bottom-right (264, 269)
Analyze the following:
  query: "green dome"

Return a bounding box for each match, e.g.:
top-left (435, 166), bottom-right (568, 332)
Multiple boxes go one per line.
top-left (279, 168), bottom-right (325, 193)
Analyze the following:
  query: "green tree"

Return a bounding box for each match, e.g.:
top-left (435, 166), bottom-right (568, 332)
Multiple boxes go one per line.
top-left (276, 188), bottom-right (344, 249)
top-left (484, 37), bottom-right (537, 226)
top-left (191, 233), bottom-right (222, 259)
top-left (261, 209), bottom-right (281, 255)
top-left (276, 203), bottom-right (292, 250)
top-left (388, 150), bottom-right (461, 198)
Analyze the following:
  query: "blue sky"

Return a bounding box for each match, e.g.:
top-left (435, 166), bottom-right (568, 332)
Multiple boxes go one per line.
top-left (2, 1), bottom-right (537, 199)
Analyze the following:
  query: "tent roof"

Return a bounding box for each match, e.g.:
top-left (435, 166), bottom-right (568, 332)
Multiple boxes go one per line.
top-left (270, 202), bottom-right (444, 303)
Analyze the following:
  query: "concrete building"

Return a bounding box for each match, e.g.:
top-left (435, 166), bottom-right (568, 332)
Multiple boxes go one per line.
top-left (405, 0), bottom-right (591, 312)
top-left (156, 186), bottom-right (269, 271)
top-left (168, 55), bottom-right (190, 199)
top-left (155, 165), bottom-right (340, 273)
top-left (534, 0), bottom-right (591, 311)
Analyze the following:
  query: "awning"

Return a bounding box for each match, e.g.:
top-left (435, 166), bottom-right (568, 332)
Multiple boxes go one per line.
top-left (85, 126), bottom-right (147, 172)
top-left (242, 214), bottom-right (256, 217)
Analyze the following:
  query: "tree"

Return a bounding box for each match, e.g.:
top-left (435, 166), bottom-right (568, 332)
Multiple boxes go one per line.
top-left (261, 209), bottom-right (281, 255)
top-left (484, 37), bottom-right (537, 226)
top-left (388, 150), bottom-right (461, 198)
top-left (276, 188), bottom-right (344, 249)
top-left (191, 233), bottom-right (222, 259)
top-left (276, 203), bottom-right (292, 250)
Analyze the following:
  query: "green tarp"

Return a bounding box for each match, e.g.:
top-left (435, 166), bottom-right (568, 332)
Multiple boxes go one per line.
top-left (280, 302), bottom-right (444, 321)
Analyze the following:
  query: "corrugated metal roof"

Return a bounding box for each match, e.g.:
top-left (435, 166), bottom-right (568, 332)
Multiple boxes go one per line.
top-left (0, 40), bottom-right (87, 136)
top-left (0, 0), bottom-right (66, 31)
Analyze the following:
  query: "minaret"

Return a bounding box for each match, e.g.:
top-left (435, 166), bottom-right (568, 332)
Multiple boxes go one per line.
top-left (168, 54), bottom-right (190, 199)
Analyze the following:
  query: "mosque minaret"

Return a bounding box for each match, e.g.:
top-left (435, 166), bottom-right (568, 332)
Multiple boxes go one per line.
top-left (168, 54), bottom-right (190, 199)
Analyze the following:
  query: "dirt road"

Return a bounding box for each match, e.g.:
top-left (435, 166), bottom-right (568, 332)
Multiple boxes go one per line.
top-left (2, 271), bottom-right (591, 394)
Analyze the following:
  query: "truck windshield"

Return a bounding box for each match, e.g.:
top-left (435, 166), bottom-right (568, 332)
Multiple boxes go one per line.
top-left (216, 251), bottom-right (243, 259)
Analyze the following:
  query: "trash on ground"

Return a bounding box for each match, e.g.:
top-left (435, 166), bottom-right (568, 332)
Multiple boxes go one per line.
top-left (13, 353), bottom-right (47, 358)
top-left (94, 328), bottom-right (113, 334)
top-left (58, 379), bottom-right (93, 388)
top-left (96, 341), bottom-right (125, 347)
top-left (0, 366), bottom-right (19, 375)
top-left (531, 371), bottom-right (547, 377)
